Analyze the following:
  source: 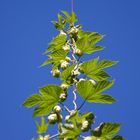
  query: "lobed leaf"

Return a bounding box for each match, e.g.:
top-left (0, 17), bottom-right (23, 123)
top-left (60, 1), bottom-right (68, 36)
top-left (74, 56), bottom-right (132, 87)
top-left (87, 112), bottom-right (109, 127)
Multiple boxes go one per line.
top-left (23, 85), bottom-right (63, 117)
top-left (60, 64), bottom-right (76, 81)
top-left (92, 122), bottom-right (121, 139)
top-left (80, 58), bottom-right (117, 81)
top-left (36, 117), bottom-right (48, 134)
top-left (45, 34), bottom-right (67, 53)
top-left (76, 80), bottom-right (115, 104)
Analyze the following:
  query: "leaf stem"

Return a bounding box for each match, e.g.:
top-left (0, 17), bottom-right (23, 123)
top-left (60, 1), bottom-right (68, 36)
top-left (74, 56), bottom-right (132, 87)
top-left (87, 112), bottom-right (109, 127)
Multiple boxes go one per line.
top-left (78, 100), bottom-right (86, 111)
top-left (80, 135), bottom-right (86, 139)
top-left (50, 133), bottom-right (59, 139)
top-left (60, 102), bottom-right (71, 113)
top-left (71, 0), bottom-right (74, 13)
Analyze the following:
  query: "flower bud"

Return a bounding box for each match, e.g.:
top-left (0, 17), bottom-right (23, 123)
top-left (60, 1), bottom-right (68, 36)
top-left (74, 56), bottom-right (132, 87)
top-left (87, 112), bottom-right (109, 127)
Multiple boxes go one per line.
top-left (70, 110), bottom-right (77, 116)
top-left (73, 78), bottom-right (79, 84)
top-left (61, 83), bottom-right (69, 90)
top-left (48, 113), bottom-right (57, 124)
top-left (60, 60), bottom-right (69, 69)
top-left (69, 27), bottom-right (79, 34)
top-left (89, 79), bottom-right (96, 85)
top-left (39, 136), bottom-right (44, 140)
top-left (60, 30), bottom-right (67, 35)
top-left (51, 68), bottom-right (60, 78)
top-left (74, 48), bottom-right (83, 56)
top-left (63, 44), bottom-right (70, 51)
top-left (59, 93), bottom-right (67, 102)
top-left (64, 123), bottom-right (74, 129)
top-left (84, 136), bottom-right (95, 140)
top-left (43, 135), bottom-right (50, 140)
top-left (53, 105), bottom-right (62, 113)
top-left (65, 115), bottom-right (70, 123)
top-left (65, 56), bottom-right (71, 62)
top-left (82, 120), bottom-right (89, 128)
top-left (81, 120), bottom-right (89, 131)
top-left (71, 69), bottom-right (80, 76)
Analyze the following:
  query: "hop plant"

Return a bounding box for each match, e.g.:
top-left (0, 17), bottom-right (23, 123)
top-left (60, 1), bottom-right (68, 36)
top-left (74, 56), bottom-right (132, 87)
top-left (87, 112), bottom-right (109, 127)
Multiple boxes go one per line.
top-left (23, 6), bottom-right (125, 140)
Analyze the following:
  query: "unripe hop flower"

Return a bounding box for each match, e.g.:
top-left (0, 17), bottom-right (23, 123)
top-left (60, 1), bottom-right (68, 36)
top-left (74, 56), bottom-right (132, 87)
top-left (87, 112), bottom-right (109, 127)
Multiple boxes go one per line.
top-left (69, 27), bottom-right (79, 34)
top-left (39, 136), bottom-right (44, 140)
top-left (82, 120), bottom-right (89, 128)
top-left (64, 123), bottom-right (74, 129)
top-left (63, 44), bottom-right (70, 51)
top-left (60, 60), bottom-right (69, 69)
top-left (53, 105), bottom-right (61, 113)
top-left (61, 83), bottom-right (69, 90)
top-left (65, 115), bottom-right (70, 122)
top-left (74, 48), bottom-right (83, 56)
top-left (60, 30), bottom-right (67, 35)
top-left (70, 110), bottom-right (77, 116)
top-left (59, 93), bottom-right (67, 102)
top-left (48, 113), bottom-right (57, 124)
top-left (43, 135), bottom-right (50, 140)
top-left (84, 137), bottom-right (94, 140)
top-left (71, 69), bottom-right (80, 76)
top-left (51, 68), bottom-right (60, 77)
top-left (65, 56), bottom-right (71, 62)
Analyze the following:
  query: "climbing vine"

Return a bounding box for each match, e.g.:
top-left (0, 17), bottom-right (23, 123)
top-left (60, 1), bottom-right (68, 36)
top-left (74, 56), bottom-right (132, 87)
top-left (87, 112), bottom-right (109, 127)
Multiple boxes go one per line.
top-left (22, 6), bottom-right (125, 140)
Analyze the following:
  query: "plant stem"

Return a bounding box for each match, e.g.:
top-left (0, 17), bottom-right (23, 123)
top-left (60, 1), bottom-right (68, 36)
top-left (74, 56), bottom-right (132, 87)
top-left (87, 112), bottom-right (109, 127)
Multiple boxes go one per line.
top-left (80, 135), bottom-right (86, 139)
top-left (73, 88), bottom-right (77, 110)
top-left (71, 0), bottom-right (74, 13)
top-left (78, 100), bottom-right (86, 111)
top-left (60, 102), bottom-right (71, 113)
top-left (50, 133), bottom-right (59, 139)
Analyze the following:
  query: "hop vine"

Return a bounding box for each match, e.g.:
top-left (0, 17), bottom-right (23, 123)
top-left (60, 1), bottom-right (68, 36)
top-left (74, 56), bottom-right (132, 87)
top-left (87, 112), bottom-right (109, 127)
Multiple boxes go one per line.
top-left (23, 10), bottom-right (125, 140)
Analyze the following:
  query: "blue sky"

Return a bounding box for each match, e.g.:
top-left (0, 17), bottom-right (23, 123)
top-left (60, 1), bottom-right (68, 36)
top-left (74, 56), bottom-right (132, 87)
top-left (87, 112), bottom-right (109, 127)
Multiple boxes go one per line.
top-left (0, 0), bottom-right (140, 139)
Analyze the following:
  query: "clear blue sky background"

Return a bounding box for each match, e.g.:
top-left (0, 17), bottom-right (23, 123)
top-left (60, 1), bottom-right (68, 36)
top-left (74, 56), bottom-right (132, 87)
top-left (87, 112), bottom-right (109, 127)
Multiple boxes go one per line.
top-left (0, 0), bottom-right (139, 139)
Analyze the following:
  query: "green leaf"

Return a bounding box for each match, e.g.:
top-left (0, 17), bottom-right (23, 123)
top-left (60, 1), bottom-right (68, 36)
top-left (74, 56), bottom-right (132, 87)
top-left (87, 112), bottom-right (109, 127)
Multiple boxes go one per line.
top-left (76, 37), bottom-right (104, 54)
top-left (45, 34), bottom-right (67, 53)
top-left (67, 111), bottom-right (95, 123)
top-left (41, 59), bottom-right (53, 67)
top-left (93, 70), bottom-right (110, 81)
top-left (60, 64), bottom-right (76, 80)
top-left (22, 94), bottom-right (41, 108)
top-left (41, 49), bottom-right (68, 68)
top-left (76, 80), bottom-right (94, 100)
top-left (94, 80), bottom-right (114, 94)
top-left (48, 49), bottom-right (68, 60)
top-left (52, 14), bottom-right (66, 30)
top-left (80, 57), bottom-right (99, 73)
top-left (61, 11), bottom-right (78, 24)
top-left (78, 30), bottom-right (104, 45)
top-left (92, 123), bottom-right (121, 139)
top-left (87, 94), bottom-right (116, 104)
top-left (100, 123), bottom-right (121, 138)
top-left (76, 80), bottom-right (115, 104)
top-left (60, 122), bottom-right (81, 139)
top-left (97, 60), bottom-right (118, 69)
top-left (80, 58), bottom-right (116, 81)
top-left (23, 85), bottom-right (63, 117)
top-left (36, 117), bottom-right (48, 134)
top-left (112, 135), bottom-right (125, 140)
